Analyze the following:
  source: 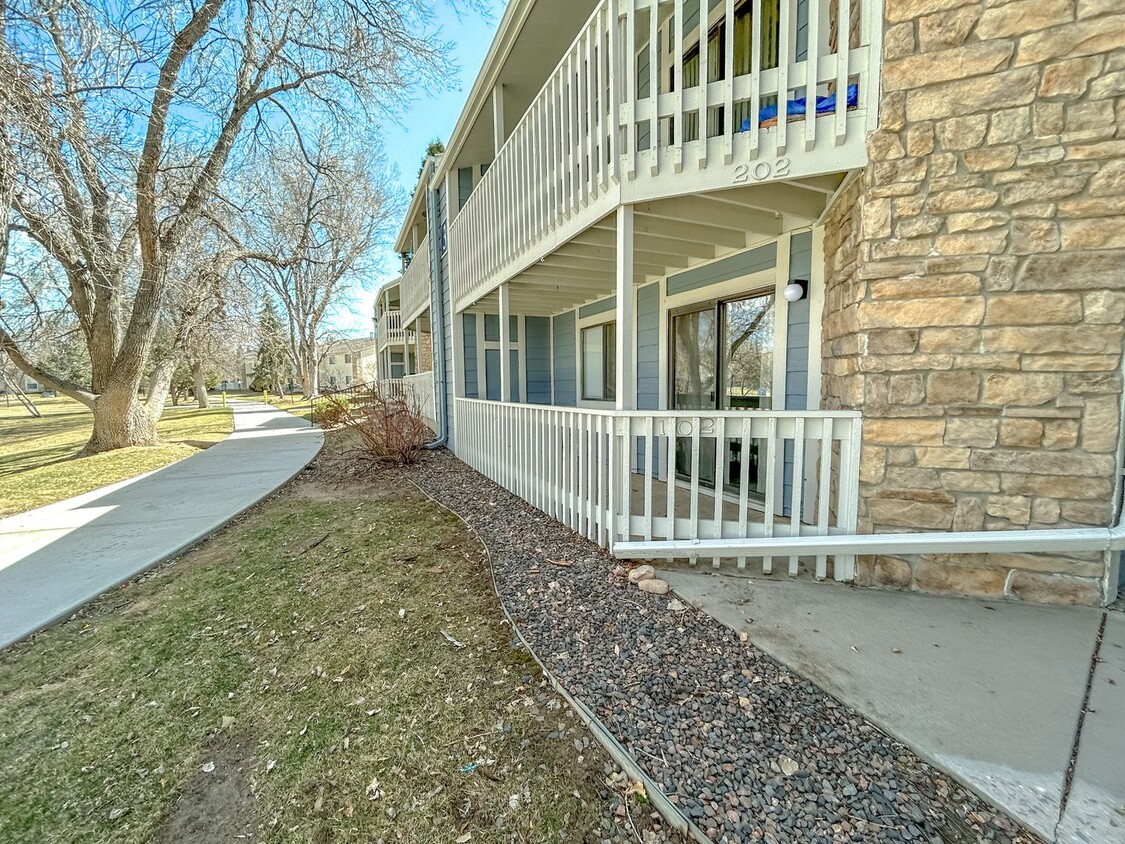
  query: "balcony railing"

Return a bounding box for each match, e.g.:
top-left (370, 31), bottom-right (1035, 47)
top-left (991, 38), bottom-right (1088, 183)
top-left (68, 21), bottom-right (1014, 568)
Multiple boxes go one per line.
top-left (449, 0), bottom-right (878, 311)
top-left (454, 398), bottom-right (862, 579)
top-left (403, 371), bottom-right (436, 425)
top-left (376, 309), bottom-right (408, 349)
top-left (400, 237), bottom-right (431, 327)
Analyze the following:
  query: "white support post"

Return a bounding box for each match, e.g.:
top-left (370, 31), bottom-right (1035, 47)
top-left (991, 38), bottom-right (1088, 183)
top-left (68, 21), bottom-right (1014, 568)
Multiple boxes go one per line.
top-left (499, 283), bottom-right (511, 402)
top-left (492, 84), bottom-right (506, 156)
top-left (615, 204), bottom-right (635, 411)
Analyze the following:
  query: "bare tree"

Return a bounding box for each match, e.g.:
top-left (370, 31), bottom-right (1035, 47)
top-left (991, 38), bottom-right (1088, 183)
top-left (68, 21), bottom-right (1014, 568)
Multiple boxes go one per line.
top-left (0, 0), bottom-right (455, 452)
top-left (246, 140), bottom-right (394, 398)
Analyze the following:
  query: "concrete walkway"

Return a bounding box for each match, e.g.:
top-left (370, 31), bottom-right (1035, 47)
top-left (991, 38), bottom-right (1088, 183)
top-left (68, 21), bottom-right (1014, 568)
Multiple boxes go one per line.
top-left (663, 570), bottom-right (1123, 844)
top-left (0, 401), bottom-right (322, 649)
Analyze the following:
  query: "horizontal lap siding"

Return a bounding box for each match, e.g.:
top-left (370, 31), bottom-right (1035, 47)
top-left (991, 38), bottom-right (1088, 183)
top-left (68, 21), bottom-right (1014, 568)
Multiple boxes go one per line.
top-left (636, 282), bottom-right (661, 473)
top-left (552, 310), bottom-right (577, 407)
top-left (462, 313), bottom-right (479, 399)
top-left (666, 242), bottom-right (777, 296)
top-left (526, 316), bottom-right (552, 404)
top-left (783, 231), bottom-right (812, 516)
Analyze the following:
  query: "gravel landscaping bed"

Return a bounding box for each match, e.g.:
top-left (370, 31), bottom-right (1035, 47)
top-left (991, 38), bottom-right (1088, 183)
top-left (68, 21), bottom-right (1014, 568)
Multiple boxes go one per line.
top-left (409, 449), bottom-right (1045, 844)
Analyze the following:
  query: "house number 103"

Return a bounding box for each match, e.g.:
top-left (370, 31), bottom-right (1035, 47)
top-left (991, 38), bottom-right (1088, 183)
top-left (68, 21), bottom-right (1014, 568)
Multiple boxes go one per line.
top-left (733, 158), bottom-right (790, 184)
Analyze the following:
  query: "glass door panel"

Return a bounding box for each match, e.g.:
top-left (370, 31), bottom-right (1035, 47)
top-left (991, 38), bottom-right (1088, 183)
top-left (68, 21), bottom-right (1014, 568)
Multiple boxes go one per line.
top-left (722, 292), bottom-right (775, 499)
top-left (672, 308), bottom-right (718, 486)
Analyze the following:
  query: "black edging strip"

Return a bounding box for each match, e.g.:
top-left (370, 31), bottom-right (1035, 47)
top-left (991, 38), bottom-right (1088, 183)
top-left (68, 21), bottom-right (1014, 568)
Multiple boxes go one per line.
top-left (1054, 610), bottom-right (1107, 840)
top-left (406, 477), bottom-right (710, 844)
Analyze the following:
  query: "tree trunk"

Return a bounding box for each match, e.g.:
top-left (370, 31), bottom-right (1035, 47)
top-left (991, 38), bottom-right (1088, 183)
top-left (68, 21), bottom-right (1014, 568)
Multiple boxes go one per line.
top-left (192, 362), bottom-right (210, 408)
top-left (83, 386), bottom-right (159, 454)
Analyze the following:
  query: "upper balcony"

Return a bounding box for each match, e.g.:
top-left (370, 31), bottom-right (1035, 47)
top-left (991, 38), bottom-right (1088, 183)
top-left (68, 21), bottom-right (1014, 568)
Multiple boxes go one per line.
top-left (450, 0), bottom-right (879, 313)
top-left (376, 309), bottom-right (410, 350)
top-left (399, 235), bottom-right (432, 327)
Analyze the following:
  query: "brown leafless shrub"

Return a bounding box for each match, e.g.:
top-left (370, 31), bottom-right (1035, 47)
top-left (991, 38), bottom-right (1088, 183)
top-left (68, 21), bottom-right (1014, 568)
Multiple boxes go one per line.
top-left (313, 396), bottom-right (351, 429)
top-left (346, 390), bottom-right (429, 465)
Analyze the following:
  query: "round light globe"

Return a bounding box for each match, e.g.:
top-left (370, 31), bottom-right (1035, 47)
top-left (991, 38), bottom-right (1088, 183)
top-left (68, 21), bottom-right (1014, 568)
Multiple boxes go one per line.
top-left (783, 281), bottom-right (806, 302)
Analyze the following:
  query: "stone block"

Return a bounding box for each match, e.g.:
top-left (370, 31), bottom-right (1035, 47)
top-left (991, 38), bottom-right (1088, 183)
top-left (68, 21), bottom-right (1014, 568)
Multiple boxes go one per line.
top-left (884, 22), bottom-right (917, 61)
top-left (936, 114), bottom-right (991, 150)
top-left (964, 146), bottom-right (1020, 172)
top-left (1011, 202), bottom-right (1059, 220)
top-left (858, 297), bottom-right (985, 329)
top-left (918, 6), bottom-right (982, 51)
top-left (869, 274), bottom-right (981, 299)
top-left (886, 446), bottom-right (916, 467)
top-left (1089, 160), bottom-right (1125, 197)
top-left (978, 0), bottom-right (1074, 39)
top-left (987, 107), bottom-right (1031, 144)
top-left (871, 556), bottom-right (913, 588)
top-left (953, 497), bottom-right (986, 531)
top-left (981, 373), bottom-right (1064, 407)
top-left (861, 198), bottom-right (893, 239)
top-left (885, 0), bottom-right (982, 24)
top-left (984, 293), bottom-right (1082, 325)
top-left (885, 467), bottom-right (942, 488)
top-left (947, 211), bottom-right (1010, 232)
top-left (1042, 419), bottom-right (1080, 449)
top-left (986, 494), bottom-right (1032, 525)
top-left (1006, 571), bottom-right (1103, 606)
top-left (868, 131), bottom-right (907, 162)
top-left (919, 327), bottom-right (980, 352)
top-left (1059, 196), bottom-right (1125, 218)
top-left (1060, 219), bottom-right (1125, 250)
top-left (888, 374), bottom-right (926, 405)
top-left (865, 418), bottom-right (947, 445)
top-left (974, 449), bottom-right (1115, 478)
top-left (860, 446), bottom-right (888, 484)
top-left (896, 215), bottom-right (945, 239)
top-left (999, 419), bottom-right (1043, 447)
top-left (945, 417), bottom-right (998, 447)
top-left (915, 446), bottom-right (972, 469)
top-left (986, 255), bottom-right (1019, 291)
top-left (1081, 397), bottom-right (1121, 452)
top-left (1060, 500), bottom-right (1114, 525)
top-left (926, 188), bottom-right (999, 214)
top-left (906, 68), bottom-right (1041, 121)
top-left (1001, 176), bottom-right (1087, 205)
top-left (1031, 498), bottom-right (1062, 525)
top-left (941, 470), bottom-right (1001, 492)
top-left (905, 122), bottom-right (935, 157)
top-left (884, 43), bottom-right (1014, 92)
top-left (869, 496), bottom-right (956, 529)
top-left (867, 328), bottom-right (920, 354)
top-left (913, 560), bottom-right (1007, 598)
top-left (1023, 354), bottom-right (1121, 372)
top-left (1083, 291), bottom-right (1125, 324)
top-left (983, 325), bottom-right (1124, 354)
top-left (1018, 249), bottom-right (1125, 290)
top-left (1001, 471), bottom-right (1112, 499)
top-left (1016, 15), bottom-right (1125, 66)
top-left (934, 231), bottom-right (1009, 255)
top-left (928, 371), bottom-right (982, 405)
top-left (1040, 56), bottom-right (1105, 97)
top-left (1010, 220), bottom-right (1061, 255)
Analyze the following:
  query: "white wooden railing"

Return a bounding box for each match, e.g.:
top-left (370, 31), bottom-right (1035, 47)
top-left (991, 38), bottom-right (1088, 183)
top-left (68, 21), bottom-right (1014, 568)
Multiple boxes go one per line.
top-left (454, 398), bottom-right (862, 580)
top-left (449, 0), bottom-right (878, 311)
top-left (376, 310), bottom-right (408, 349)
top-left (379, 378), bottom-right (406, 399)
top-left (400, 239), bottom-right (431, 327)
top-left (403, 371), bottom-right (436, 425)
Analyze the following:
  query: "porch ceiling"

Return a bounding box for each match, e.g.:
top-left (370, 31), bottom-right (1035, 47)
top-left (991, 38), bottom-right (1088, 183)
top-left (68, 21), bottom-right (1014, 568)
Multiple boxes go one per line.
top-left (493, 175), bottom-right (845, 317)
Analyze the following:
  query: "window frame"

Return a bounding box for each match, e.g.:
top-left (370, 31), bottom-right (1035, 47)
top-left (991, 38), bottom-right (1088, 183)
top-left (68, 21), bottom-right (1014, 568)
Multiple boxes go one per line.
top-left (580, 320), bottom-right (617, 403)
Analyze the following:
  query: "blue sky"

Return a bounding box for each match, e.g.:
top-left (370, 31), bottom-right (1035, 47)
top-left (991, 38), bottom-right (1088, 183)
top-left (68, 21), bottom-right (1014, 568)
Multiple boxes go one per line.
top-left (335, 2), bottom-right (501, 335)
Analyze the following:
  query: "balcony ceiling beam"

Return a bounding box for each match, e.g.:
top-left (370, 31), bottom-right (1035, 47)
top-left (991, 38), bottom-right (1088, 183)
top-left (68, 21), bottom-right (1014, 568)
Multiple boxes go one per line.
top-left (547, 241), bottom-right (686, 270)
top-left (633, 196), bottom-right (784, 239)
top-left (569, 227), bottom-right (716, 261)
top-left (782, 174), bottom-right (847, 195)
top-left (537, 251), bottom-right (669, 277)
top-left (624, 214), bottom-right (749, 250)
top-left (710, 183), bottom-right (830, 221)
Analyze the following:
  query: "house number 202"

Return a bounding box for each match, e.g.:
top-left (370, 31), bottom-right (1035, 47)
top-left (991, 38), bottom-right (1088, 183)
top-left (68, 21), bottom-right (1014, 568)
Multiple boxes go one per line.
top-left (733, 158), bottom-right (790, 184)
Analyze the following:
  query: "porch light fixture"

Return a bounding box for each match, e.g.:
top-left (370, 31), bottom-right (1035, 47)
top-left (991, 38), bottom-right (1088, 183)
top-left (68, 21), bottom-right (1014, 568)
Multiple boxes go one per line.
top-left (783, 279), bottom-right (808, 302)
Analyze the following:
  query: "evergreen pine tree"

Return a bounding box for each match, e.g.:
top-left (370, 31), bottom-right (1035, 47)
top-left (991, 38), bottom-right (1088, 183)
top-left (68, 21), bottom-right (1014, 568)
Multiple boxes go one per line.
top-left (250, 299), bottom-right (290, 393)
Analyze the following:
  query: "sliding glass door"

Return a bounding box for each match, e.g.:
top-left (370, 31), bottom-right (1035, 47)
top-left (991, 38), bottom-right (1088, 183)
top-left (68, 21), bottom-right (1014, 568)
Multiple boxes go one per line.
top-left (671, 289), bottom-right (775, 496)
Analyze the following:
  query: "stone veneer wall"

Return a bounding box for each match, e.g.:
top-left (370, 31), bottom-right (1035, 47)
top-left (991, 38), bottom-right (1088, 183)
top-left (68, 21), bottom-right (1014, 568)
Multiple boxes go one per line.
top-left (821, 0), bottom-right (1125, 605)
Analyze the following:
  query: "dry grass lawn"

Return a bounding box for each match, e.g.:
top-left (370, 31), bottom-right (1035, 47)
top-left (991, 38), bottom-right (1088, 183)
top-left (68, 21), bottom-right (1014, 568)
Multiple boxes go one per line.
top-left (0, 395), bottom-right (233, 518)
top-left (0, 432), bottom-right (624, 844)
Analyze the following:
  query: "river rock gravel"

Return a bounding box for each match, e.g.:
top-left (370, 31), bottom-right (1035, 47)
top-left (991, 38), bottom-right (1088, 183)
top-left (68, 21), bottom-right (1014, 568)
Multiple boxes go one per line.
top-left (408, 449), bottom-right (1045, 844)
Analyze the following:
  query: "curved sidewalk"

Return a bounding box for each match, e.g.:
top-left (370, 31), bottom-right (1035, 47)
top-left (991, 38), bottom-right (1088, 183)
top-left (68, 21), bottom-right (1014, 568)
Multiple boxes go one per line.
top-left (0, 401), bottom-right (323, 649)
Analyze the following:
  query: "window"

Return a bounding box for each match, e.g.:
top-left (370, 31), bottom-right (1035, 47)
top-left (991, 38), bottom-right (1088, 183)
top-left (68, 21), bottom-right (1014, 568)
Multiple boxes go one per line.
top-left (581, 322), bottom-right (616, 401)
top-left (329, 355), bottom-right (336, 365)
top-left (345, 375), bottom-right (352, 385)
top-left (344, 353), bottom-right (352, 364)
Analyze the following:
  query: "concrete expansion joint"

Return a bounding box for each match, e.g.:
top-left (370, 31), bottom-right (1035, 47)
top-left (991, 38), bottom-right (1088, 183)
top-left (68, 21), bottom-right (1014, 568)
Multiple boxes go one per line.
top-left (406, 477), bottom-right (709, 844)
top-left (1054, 611), bottom-right (1107, 842)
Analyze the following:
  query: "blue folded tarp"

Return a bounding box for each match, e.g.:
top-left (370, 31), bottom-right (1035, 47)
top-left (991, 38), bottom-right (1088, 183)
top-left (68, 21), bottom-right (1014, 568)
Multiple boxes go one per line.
top-left (739, 83), bottom-right (859, 131)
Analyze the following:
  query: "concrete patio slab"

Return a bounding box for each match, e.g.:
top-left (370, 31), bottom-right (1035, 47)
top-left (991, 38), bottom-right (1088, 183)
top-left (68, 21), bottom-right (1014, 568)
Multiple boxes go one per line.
top-left (662, 570), bottom-right (1105, 842)
top-left (0, 401), bottom-right (322, 649)
top-left (1057, 611), bottom-right (1125, 844)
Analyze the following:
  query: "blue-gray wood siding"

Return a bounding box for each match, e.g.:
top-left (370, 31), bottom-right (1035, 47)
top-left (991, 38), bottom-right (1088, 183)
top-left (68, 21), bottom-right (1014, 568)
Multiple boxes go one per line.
top-left (436, 179), bottom-right (456, 448)
top-left (457, 167), bottom-right (473, 211)
top-left (462, 313), bottom-right (479, 399)
top-left (579, 296), bottom-right (616, 319)
top-left (552, 310), bottom-right (577, 406)
top-left (484, 314), bottom-right (519, 342)
top-left (666, 242), bottom-right (777, 296)
top-left (636, 283), bottom-right (660, 410)
top-left (526, 316), bottom-right (552, 404)
top-left (782, 231), bottom-right (812, 516)
top-left (484, 349), bottom-right (520, 401)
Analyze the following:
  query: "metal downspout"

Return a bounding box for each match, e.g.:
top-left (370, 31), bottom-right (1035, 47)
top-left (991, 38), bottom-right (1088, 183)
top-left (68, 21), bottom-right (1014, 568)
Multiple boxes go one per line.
top-left (424, 158), bottom-right (449, 450)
